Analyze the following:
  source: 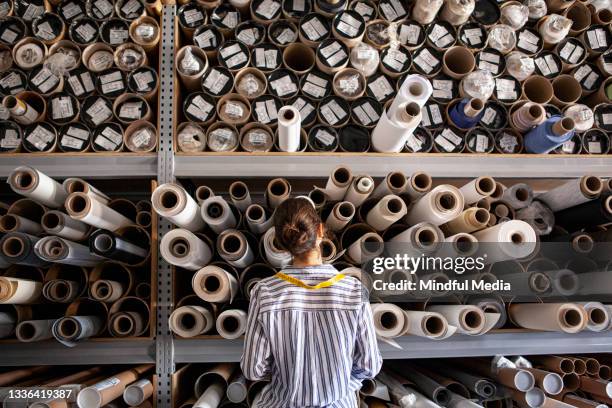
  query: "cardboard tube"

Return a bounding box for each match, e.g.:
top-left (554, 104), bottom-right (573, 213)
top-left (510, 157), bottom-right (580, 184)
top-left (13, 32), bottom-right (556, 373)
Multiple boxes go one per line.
top-left (283, 42), bottom-right (315, 74)
top-left (8, 166), bottom-right (67, 208)
top-left (511, 102), bottom-right (546, 132)
top-left (502, 183), bottom-right (533, 210)
top-left (245, 204), bottom-right (273, 235)
top-left (441, 207), bottom-right (490, 235)
top-left (523, 368), bottom-right (564, 395)
top-left (66, 193), bottom-right (132, 231)
top-left (551, 75), bottom-right (582, 107)
top-left (216, 309), bottom-right (247, 339)
top-left (405, 185), bottom-right (464, 226)
top-left (217, 230), bottom-right (254, 268)
top-left (201, 196), bottom-right (237, 234)
top-left (343, 175), bottom-right (374, 208)
top-left (123, 379), bottom-right (153, 407)
top-left (371, 102), bottom-right (422, 152)
top-left (41, 265), bottom-right (86, 304)
top-left (527, 356), bottom-right (575, 374)
top-left (195, 186), bottom-right (215, 205)
top-left (585, 77), bottom-right (612, 107)
top-left (536, 176), bottom-right (603, 212)
top-left (509, 303), bottom-right (587, 333)
top-left (412, 0), bottom-right (444, 24)
top-left (76, 365), bottom-right (153, 408)
top-left (564, 394), bottom-right (608, 408)
top-left (0, 277), bottom-right (42, 304)
top-left (405, 172), bottom-right (433, 200)
top-left (13, 37), bottom-right (48, 69)
top-left (193, 265), bottom-right (238, 303)
top-left (152, 183), bottom-right (205, 231)
top-left (522, 75), bottom-right (554, 104)
top-left (460, 176), bottom-right (496, 205)
top-left (108, 300), bottom-right (149, 338)
top-left (325, 166), bottom-right (353, 202)
top-left (443, 46), bottom-right (475, 79)
top-left (124, 120), bottom-right (157, 153)
top-left (366, 194), bottom-right (408, 231)
top-left (169, 305), bottom-right (214, 338)
top-left (176, 46), bottom-right (209, 92)
top-left (129, 16), bottom-right (160, 53)
top-left (579, 376), bottom-right (612, 399)
top-left (472, 219), bottom-right (537, 262)
top-left (160, 229), bottom-right (213, 271)
top-left (15, 319), bottom-right (55, 342)
top-left (326, 201), bottom-right (356, 232)
top-left (82, 42), bottom-right (114, 72)
top-left (3, 93), bottom-right (45, 125)
top-left (399, 367), bottom-right (452, 405)
top-left (266, 178), bottom-right (291, 209)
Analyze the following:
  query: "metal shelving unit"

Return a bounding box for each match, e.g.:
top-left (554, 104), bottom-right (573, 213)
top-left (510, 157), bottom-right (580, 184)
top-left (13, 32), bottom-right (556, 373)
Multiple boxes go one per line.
top-left (174, 154), bottom-right (612, 178)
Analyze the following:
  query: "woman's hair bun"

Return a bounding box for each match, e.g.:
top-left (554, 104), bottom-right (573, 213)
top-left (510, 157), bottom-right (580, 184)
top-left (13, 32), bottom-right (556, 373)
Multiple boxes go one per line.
top-left (274, 198), bottom-right (322, 256)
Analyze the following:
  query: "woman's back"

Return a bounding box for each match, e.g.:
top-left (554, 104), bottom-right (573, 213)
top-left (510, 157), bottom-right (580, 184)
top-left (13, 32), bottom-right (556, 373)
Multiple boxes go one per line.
top-left (241, 264), bottom-right (381, 408)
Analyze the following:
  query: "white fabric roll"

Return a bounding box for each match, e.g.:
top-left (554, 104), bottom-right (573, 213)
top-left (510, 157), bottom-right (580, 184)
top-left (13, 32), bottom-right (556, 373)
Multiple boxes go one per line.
top-left (216, 309), bottom-right (247, 339)
top-left (63, 178), bottom-right (111, 205)
top-left (405, 172), bottom-right (433, 200)
top-left (41, 210), bottom-right (90, 241)
top-left (472, 220), bottom-right (537, 263)
top-left (347, 232), bottom-right (383, 264)
top-left (405, 185), bottom-right (465, 226)
top-left (0, 277), bottom-right (42, 304)
top-left (366, 194), bottom-right (408, 231)
top-left (325, 201), bottom-right (355, 232)
top-left (459, 177), bottom-right (496, 205)
top-left (201, 196), bottom-right (237, 234)
top-left (388, 75), bottom-right (433, 114)
top-left (66, 193), bottom-right (132, 231)
top-left (263, 227), bottom-right (292, 268)
top-left (192, 265), bottom-right (238, 303)
top-left (324, 166), bottom-right (353, 202)
top-left (160, 229), bottom-right (213, 270)
top-left (579, 301), bottom-right (610, 332)
top-left (229, 181), bottom-right (252, 212)
top-left (245, 204), bottom-right (274, 235)
top-left (389, 222), bottom-right (445, 257)
top-left (194, 382), bottom-right (225, 408)
top-left (169, 305), bottom-right (214, 338)
top-left (277, 106), bottom-right (301, 152)
top-left (217, 230), bottom-right (254, 269)
top-left (15, 319), bottom-right (55, 342)
top-left (8, 166), bottom-right (68, 208)
top-left (344, 176), bottom-right (375, 207)
top-left (427, 305), bottom-right (488, 335)
top-left (34, 236), bottom-right (106, 267)
top-left (52, 315), bottom-right (104, 347)
top-left (402, 310), bottom-right (456, 340)
top-left (371, 105), bottom-right (422, 153)
top-left (152, 183), bottom-right (205, 231)
top-left (370, 303), bottom-right (407, 338)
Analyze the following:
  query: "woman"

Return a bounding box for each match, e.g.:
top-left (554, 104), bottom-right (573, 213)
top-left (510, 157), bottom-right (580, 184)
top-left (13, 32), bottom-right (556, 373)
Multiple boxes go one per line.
top-left (241, 197), bottom-right (382, 408)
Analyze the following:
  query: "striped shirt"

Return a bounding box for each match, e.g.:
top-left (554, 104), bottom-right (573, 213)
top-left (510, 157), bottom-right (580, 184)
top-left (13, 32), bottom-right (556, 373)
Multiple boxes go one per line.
top-left (241, 264), bottom-right (382, 408)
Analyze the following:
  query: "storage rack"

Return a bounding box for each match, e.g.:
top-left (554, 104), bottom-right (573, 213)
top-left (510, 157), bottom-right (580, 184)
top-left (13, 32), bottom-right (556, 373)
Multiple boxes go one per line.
top-left (0, 4), bottom-right (610, 408)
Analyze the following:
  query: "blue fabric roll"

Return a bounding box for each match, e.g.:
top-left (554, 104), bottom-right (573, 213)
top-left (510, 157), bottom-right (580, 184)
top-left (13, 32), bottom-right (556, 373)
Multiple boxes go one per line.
top-left (449, 98), bottom-right (484, 128)
top-left (524, 115), bottom-right (575, 154)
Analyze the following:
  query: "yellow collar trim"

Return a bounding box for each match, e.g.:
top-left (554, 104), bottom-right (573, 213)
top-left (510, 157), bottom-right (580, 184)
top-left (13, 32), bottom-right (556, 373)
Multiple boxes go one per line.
top-left (274, 272), bottom-right (346, 290)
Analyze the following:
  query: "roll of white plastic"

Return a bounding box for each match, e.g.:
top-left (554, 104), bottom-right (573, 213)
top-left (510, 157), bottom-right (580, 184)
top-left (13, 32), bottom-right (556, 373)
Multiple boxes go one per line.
top-left (372, 172), bottom-right (408, 198)
top-left (160, 229), bottom-right (213, 270)
top-left (65, 193), bottom-right (132, 231)
top-left (200, 196), bottom-right (237, 235)
top-left (388, 74), bottom-right (433, 114)
top-left (34, 236), bottom-right (106, 267)
top-left (277, 106), bottom-right (301, 152)
top-left (472, 220), bottom-right (537, 263)
top-left (8, 166), bottom-right (68, 208)
top-left (152, 183), bottom-right (205, 231)
top-left (459, 177), bottom-right (496, 205)
top-left (371, 102), bottom-right (423, 153)
top-left (404, 185), bottom-right (465, 226)
top-left (63, 178), bottom-right (111, 205)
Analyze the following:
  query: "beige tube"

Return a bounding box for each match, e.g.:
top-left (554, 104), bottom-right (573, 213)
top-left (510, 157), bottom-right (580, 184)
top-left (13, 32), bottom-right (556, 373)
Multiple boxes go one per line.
top-left (192, 265), bottom-right (238, 303)
top-left (563, 394), bottom-right (608, 408)
top-left (245, 204), bottom-right (273, 235)
top-left (326, 201), bottom-right (356, 232)
top-left (65, 193), bottom-right (132, 231)
top-left (283, 42), bottom-right (315, 74)
top-left (217, 229), bottom-right (254, 269)
top-left (523, 368), bottom-right (563, 395)
top-left (405, 172), bottom-right (433, 200)
top-left (402, 310), bottom-right (455, 339)
top-left (216, 309), bottom-right (247, 339)
top-left (372, 172), bottom-right (408, 198)
top-left (228, 181), bottom-right (251, 213)
top-left (176, 46), bottom-right (209, 92)
top-left (579, 376), bottom-right (612, 399)
top-left (63, 178), bottom-right (110, 205)
top-left (123, 379), bottom-right (153, 406)
top-left (366, 194), bottom-right (408, 231)
top-left (585, 77), bottom-right (612, 107)
top-left (266, 178), bottom-right (291, 209)
top-left (511, 102), bottom-right (546, 132)
top-left (427, 305), bottom-right (486, 335)
top-left (217, 93), bottom-right (251, 125)
top-left (90, 279), bottom-right (126, 303)
top-left (412, 0), bottom-right (444, 24)
top-left (440, 207), bottom-right (490, 235)
top-left (443, 46), bottom-right (476, 79)
top-left (76, 365), bottom-right (153, 408)
top-left (13, 38), bottom-right (47, 70)
top-left (509, 303), bottom-right (587, 333)
top-left (344, 175), bottom-right (375, 208)
top-left (405, 185), bottom-right (465, 226)
top-left (169, 305), bottom-right (214, 338)
top-left (152, 183), bottom-right (205, 231)
top-left (346, 231), bottom-right (383, 264)
top-left (82, 43), bottom-right (114, 72)
top-left (129, 16), bottom-right (161, 53)
top-left (564, 2), bottom-right (591, 35)
top-left (324, 166), bottom-right (353, 202)
top-left (460, 176), bottom-right (496, 205)
top-left (195, 186), bottom-right (215, 205)
top-left (551, 75), bottom-right (582, 107)
top-left (124, 120), bottom-right (157, 153)
top-left (200, 196), bottom-right (238, 234)
top-left (522, 75), bottom-right (554, 104)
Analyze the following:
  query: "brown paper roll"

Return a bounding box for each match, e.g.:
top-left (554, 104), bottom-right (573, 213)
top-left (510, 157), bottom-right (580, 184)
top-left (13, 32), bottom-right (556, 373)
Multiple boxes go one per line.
top-left (129, 16), bottom-right (161, 53)
top-left (442, 46), bottom-right (475, 79)
top-left (522, 75), bottom-right (554, 104)
top-left (551, 75), bottom-right (582, 107)
top-left (283, 42), bottom-right (316, 74)
top-left (266, 178), bottom-right (291, 209)
top-left (76, 365), bottom-right (153, 408)
top-left (176, 46), bottom-right (209, 92)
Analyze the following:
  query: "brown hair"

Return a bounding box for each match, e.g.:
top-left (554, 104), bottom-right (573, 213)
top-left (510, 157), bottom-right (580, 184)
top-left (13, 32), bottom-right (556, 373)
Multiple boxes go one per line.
top-left (274, 197), bottom-right (322, 256)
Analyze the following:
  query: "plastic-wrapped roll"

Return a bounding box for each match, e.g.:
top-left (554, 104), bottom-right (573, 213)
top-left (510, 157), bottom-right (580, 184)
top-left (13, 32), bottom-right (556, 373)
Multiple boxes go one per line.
top-left (325, 166), bottom-right (353, 202)
top-left (108, 306), bottom-right (149, 338)
top-left (160, 229), bottom-right (213, 271)
top-left (370, 303), bottom-right (407, 339)
top-left (262, 227), bottom-right (292, 268)
top-left (472, 220), bottom-right (537, 262)
top-left (44, 279), bottom-right (82, 304)
top-left (63, 178), bottom-right (111, 205)
top-left (536, 176), bottom-right (603, 212)
top-left (371, 101), bottom-right (422, 153)
top-left (123, 379), bottom-right (154, 407)
top-left (195, 186), bottom-right (215, 205)
top-left (217, 230), bottom-right (254, 269)
top-left (89, 229), bottom-right (148, 265)
top-left (554, 193), bottom-right (611, 233)
top-left (502, 183), bottom-right (534, 210)
top-left (0, 232), bottom-right (50, 268)
top-left (405, 185), bottom-right (464, 226)
top-left (192, 265), bottom-right (238, 303)
top-left (388, 74), bottom-right (433, 116)
top-left (0, 214), bottom-right (43, 235)
top-left (0, 277), bottom-right (42, 304)
top-left (152, 183), bottom-right (205, 231)
top-left (412, 0), bottom-right (444, 24)
top-left (229, 181), bottom-right (251, 212)
top-left (52, 315), bottom-right (104, 347)
top-left (459, 177), bottom-right (496, 205)
top-left (325, 201), bottom-right (356, 232)
top-left (8, 166), bottom-right (67, 208)
top-left (41, 211), bottom-right (90, 241)
top-left (515, 201), bottom-right (555, 236)
top-left (277, 105), bottom-right (301, 152)
top-left (34, 236), bottom-right (106, 267)
top-left (201, 196), bottom-right (238, 235)
top-left (65, 193), bottom-right (132, 231)
top-left (365, 194), bottom-right (408, 231)
top-left (15, 319), bottom-right (55, 342)
top-left (344, 175), bottom-right (374, 207)
top-left (266, 178), bottom-right (291, 209)
top-left (216, 309), bottom-right (247, 339)
top-left (169, 305), bottom-right (215, 338)
top-left (441, 207), bottom-right (490, 235)
top-left (245, 204), bottom-right (274, 235)
top-left (509, 303), bottom-right (586, 333)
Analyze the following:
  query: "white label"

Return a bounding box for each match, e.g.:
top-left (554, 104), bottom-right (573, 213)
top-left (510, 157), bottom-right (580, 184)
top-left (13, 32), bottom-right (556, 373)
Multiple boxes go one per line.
top-left (321, 42), bottom-right (341, 58)
top-left (406, 133), bottom-right (424, 152)
top-left (584, 72), bottom-right (598, 89)
top-left (237, 28), bottom-right (257, 45)
top-left (248, 131), bottom-right (268, 145)
top-left (0, 29), bottom-right (17, 43)
top-left (121, 0), bottom-right (141, 16)
top-left (399, 24), bottom-right (420, 45)
top-left (302, 18), bottom-right (327, 41)
top-left (51, 97), bottom-right (74, 120)
top-left (430, 104), bottom-right (443, 124)
top-left (95, 135), bottom-right (118, 151)
top-left (66, 126), bottom-right (89, 140)
top-left (68, 75), bottom-right (84, 96)
top-left (221, 12), bottom-right (238, 28)
top-left (102, 127), bottom-right (122, 144)
top-left (256, 0), bottom-right (281, 19)
top-left (94, 0), bottom-right (113, 17)
top-left (184, 8), bottom-right (204, 25)
top-left (354, 2), bottom-right (374, 17)
top-left (481, 107), bottom-right (496, 125)
top-left (119, 102), bottom-right (143, 119)
top-left (264, 50), bottom-right (278, 68)
top-left (275, 28), bottom-right (295, 44)
top-left (226, 52), bottom-right (248, 68)
top-left (588, 141), bottom-right (602, 154)
top-left (500, 133), bottom-right (518, 151)
top-left (132, 128), bottom-right (152, 147)
top-left (315, 129), bottom-right (335, 146)
top-left (76, 23), bottom-right (96, 42)
top-left (442, 128), bottom-right (462, 145)
top-left (293, 0), bottom-right (305, 11)
top-left (602, 113), bottom-right (612, 125)
top-left (270, 75), bottom-right (297, 96)
top-left (362, 102), bottom-right (379, 123)
top-left (87, 99), bottom-right (112, 126)
top-left (35, 22), bottom-right (55, 41)
top-left (133, 71), bottom-right (155, 91)
top-left (573, 64), bottom-right (591, 82)
top-left (195, 30), bottom-right (215, 48)
top-left (81, 73), bottom-right (95, 92)
top-left (254, 101), bottom-right (270, 123)
top-left (292, 98), bottom-right (314, 120)
top-left (220, 43), bottom-right (242, 58)
top-left (475, 134), bottom-right (488, 152)
top-left (379, 3), bottom-right (397, 20)
top-left (224, 101), bottom-right (244, 119)
top-left (562, 140), bottom-right (575, 153)
top-left (62, 2), bottom-right (82, 19)
top-left (326, 49), bottom-right (347, 67)
top-left (435, 135), bottom-right (455, 152)
top-left (480, 52), bottom-right (500, 64)
top-left (61, 135), bottom-right (85, 150)
top-left (109, 29), bottom-right (128, 45)
top-left (101, 81), bottom-right (124, 94)
top-left (368, 76), bottom-right (393, 101)
top-left (265, 99), bottom-right (278, 120)
top-left (303, 82), bottom-right (326, 98)
top-left (26, 125), bottom-right (54, 151)
top-left (383, 49), bottom-right (408, 71)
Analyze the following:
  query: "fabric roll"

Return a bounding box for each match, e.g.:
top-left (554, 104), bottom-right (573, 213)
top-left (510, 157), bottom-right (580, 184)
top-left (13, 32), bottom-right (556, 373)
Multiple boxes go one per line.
top-left (509, 303), bottom-right (587, 333)
top-left (277, 106), bottom-right (301, 152)
top-left (217, 230), bottom-right (254, 269)
top-left (405, 172), bottom-right (434, 201)
top-left (470, 297), bottom-right (507, 329)
top-left (89, 229), bottom-right (148, 265)
top-left (160, 229), bottom-right (213, 271)
top-left (402, 310), bottom-right (456, 340)
top-left (216, 309), bottom-right (247, 339)
top-left (515, 201), bottom-right (555, 236)
top-left (15, 319), bottom-right (55, 342)
top-left (228, 181), bottom-right (252, 213)
top-left (405, 185), bottom-right (465, 226)
top-left (579, 301), bottom-right (610, 332)
top-left (245, 204), bottom-right (274, 235)
top-left (372, 172), bottom-right (408, 198)
top-left (169, 305), bottom-right (215, 338)
top-left (0, 277), bottom-right (42, 304)
top-left (427, 305), bottom-right (487, 335)
top-left (192, 265), bottom-right (238, 303)
top-left (151, 183), bottom-right (205, 231)
top-left (366, 194), bottom-right (408, 231)
top-left (472, 220), bottom-right (537, 263)
top-left (537, 176), bottom-right (604, 212)
top-left (389, 222), bottom-right (445, 256)
top-left (441, 207), bottom-right (490, 235)
top-left (553, 193), bottom-right (611, 233)
top-left (63, 178), bottom-right (111, 205)
top-left (66, 193), bottom-right (133, 231)
top-left (0, 214), bottom-right (43, 235)
top-left (325, 201), bottom-right (355, 232)
top-left (266, 178), bottom-right (291, 209)
top-left (52, 315), bottom-right (104, 347)
top-left (201, 196), bottom-right (238, 235)
top-left (370, 303), bottom-right (407, 339)
top-left (43, 279), bottom-right (81, 303)
top-left (459, 177), bottom-right (496, 205)
top-left (324, 166), bottom-right (353, 202)
top-left (0, 232), bottom-right (50, 267)
top-left (8, 166), bottom-right (67, 208)
top-left (502, 183), bottom-right (534, 210)
top-left (35, 236), bottom-right (106, 267)
top-left (262, 227), bottom-right (292, 268)
top-left (41, 210), bottom-right (90, 241)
